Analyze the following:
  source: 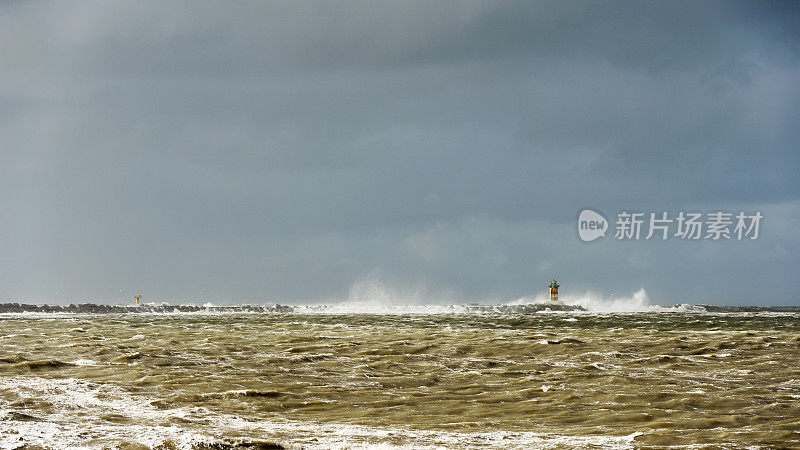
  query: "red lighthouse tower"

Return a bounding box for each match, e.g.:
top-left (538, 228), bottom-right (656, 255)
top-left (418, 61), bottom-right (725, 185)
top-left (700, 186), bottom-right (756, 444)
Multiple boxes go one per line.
top-left (549, 279), bottom-right (560, 303)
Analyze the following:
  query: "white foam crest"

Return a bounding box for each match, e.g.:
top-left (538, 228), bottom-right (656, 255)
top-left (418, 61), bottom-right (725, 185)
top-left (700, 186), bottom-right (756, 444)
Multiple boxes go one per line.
top-left (293, 303), bottom-right (473, 314)
top-left (563, 288), bottom-right (655, 312)
top-left (505, 289), bottom-right (663, 313)
top-left (0, 376), bottom-right (643, 449)
top-left (557, 289), bottom-right (705, 313)
top-left (505, 291), bottom-right (551, 305)
top-left (0, 377), bottom-right (215, 449)
top-left (295, 276), bottom-right (464, 314)
top-left (222, 418), bottom-right (643, 449)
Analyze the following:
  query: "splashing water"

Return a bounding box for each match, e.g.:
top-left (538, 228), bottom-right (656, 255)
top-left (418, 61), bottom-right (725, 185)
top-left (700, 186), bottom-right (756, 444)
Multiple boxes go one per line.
top-left (564, 288), bottom-right (654, 313)
top-left (296, 276), bottom-right (465, 314)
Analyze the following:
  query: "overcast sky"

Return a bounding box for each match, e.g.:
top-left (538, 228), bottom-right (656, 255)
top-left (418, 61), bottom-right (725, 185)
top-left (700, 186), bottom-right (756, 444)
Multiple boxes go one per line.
top-left (1, 1), bottom-right (798, 305)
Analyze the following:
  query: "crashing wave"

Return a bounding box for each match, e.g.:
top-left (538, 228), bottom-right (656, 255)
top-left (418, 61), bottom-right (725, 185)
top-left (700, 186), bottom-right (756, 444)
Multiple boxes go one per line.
top-left (0, 302), bottom-right (583, 315)
top-left (1, 301), bottom-right (794, 315)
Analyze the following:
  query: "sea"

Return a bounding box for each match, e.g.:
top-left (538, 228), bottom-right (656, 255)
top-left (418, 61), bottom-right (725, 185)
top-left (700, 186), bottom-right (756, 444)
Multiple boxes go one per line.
top-left (1, 299), bottom-right (799, 449)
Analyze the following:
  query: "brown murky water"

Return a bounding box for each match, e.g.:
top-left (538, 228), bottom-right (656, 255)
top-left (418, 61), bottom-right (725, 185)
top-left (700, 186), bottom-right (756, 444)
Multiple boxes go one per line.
top-left (1, 311), bottom-right (799, 448)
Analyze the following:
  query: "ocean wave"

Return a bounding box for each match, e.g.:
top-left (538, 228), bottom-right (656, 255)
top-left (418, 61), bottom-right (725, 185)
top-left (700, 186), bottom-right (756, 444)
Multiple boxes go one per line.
top-left (0, 301), bottom-right (796, 316)
top-left (0, 301), bottom-right (582, 315)
top-left (0, 376), bottom-right (643, 449)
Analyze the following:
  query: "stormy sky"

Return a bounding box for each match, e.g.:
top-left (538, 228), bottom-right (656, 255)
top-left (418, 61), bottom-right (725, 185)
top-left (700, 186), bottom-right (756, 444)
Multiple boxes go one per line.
top-left (2, 1), bottom-right (798, 305)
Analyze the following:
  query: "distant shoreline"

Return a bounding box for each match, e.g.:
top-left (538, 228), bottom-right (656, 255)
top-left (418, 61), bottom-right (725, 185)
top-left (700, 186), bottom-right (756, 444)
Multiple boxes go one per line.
top-left (0, 302), bottom-right (584, 314)
top-left (1, 302), bottom-right (798, 314)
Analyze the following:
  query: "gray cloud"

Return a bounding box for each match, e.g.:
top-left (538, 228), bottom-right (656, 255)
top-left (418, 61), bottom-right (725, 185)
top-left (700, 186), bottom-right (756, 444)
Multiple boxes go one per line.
top-left (1, 1), bottom-right (798, 305)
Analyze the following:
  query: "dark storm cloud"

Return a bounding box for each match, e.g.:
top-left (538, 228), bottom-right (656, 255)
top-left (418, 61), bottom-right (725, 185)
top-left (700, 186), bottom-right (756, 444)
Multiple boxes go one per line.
top-left (1, 1), bottom-right (798, 304)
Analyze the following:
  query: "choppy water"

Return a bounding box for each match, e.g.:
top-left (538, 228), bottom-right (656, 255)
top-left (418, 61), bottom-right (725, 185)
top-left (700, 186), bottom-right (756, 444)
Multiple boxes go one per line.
top-left (1, 308), bottom-right (799, 449)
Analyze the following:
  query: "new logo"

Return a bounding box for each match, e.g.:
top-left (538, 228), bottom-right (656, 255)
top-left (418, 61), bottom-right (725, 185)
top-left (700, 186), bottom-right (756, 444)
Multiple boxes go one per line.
top-left (578, 209), bottom-right (608, 242)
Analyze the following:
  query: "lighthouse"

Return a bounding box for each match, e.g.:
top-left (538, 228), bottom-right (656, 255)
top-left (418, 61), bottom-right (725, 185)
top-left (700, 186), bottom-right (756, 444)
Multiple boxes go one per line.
top-left (549, 279), bottom-right (560, 303)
